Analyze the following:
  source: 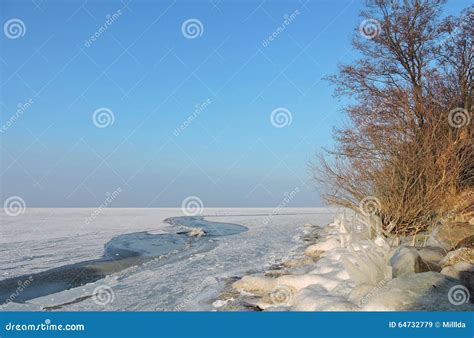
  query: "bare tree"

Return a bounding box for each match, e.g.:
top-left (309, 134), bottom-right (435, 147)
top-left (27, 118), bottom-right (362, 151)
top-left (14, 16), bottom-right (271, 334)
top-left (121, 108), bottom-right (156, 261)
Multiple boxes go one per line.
top-left (313, 0), bottom-right (473, 236)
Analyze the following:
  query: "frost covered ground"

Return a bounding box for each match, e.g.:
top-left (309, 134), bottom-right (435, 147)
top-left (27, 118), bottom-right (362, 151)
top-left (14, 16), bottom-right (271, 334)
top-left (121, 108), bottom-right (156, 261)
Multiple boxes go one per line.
top-left (3, 208), bottom-right (472, 312)
top-left (0, 208), bottom-right (340, 311)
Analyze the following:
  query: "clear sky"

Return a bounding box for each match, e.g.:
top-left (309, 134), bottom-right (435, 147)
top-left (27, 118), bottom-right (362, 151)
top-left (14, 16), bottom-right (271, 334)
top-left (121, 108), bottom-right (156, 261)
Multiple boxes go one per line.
top-left (0, 0), bottom-right (469, 208)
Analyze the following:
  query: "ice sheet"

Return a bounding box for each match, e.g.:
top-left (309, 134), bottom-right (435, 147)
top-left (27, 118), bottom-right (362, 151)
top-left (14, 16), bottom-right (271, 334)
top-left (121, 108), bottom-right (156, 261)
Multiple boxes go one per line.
top-left (0, 208), bottom-right (340, 311)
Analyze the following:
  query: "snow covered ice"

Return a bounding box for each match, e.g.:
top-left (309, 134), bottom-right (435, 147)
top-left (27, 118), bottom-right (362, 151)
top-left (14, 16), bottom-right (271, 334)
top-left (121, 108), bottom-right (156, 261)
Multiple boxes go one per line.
top-left (2, 208), bottom-right (472, 312)
top-left (0, 208), bottom-right (339, 311)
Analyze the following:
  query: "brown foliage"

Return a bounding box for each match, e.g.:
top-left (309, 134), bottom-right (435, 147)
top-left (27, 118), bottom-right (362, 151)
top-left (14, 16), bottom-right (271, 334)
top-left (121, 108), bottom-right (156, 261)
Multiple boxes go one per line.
top-left (314, 0), bottom-right (473, 236)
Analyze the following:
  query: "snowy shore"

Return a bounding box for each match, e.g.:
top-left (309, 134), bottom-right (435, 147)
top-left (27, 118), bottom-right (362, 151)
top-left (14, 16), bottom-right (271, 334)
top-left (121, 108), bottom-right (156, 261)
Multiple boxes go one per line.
top-left (1, 208), bottom-right (472, 311)
top-left (226, 215), bottom-right (474, 311)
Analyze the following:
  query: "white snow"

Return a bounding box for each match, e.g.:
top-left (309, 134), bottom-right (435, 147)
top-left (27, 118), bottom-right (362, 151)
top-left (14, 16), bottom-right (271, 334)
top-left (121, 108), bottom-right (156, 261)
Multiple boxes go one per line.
top-left (0, 207), bottom-right (341, 311)
top-left (4, 208), bottom-right (469, 312)
top-left (10, 208), bottom-right (466, 311)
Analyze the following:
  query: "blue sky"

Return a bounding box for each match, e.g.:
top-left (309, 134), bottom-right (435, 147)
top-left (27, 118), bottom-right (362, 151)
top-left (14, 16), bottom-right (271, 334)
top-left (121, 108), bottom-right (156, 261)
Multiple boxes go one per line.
top-left (0, 0), bottom-right (469, 208)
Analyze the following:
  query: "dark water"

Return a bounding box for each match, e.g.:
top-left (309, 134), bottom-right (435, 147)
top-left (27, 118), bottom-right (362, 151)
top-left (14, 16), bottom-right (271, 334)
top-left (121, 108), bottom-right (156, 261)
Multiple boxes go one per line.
top-left (0, 216), bottom-right (247, 305)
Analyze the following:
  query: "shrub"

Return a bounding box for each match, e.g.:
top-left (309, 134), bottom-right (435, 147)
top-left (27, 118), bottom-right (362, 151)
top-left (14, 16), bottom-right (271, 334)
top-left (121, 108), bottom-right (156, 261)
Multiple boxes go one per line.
top-left (313, 0), bottom-right (473, 236)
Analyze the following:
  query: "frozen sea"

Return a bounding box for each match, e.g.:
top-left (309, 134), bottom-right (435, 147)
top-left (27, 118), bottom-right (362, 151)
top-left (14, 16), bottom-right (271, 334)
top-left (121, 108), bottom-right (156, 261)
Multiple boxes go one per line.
top-left (0, 208), bottom-right (340, 311)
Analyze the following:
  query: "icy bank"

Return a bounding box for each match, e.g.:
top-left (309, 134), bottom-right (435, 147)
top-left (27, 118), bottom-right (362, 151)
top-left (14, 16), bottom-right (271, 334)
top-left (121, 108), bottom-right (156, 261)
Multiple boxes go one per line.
top-left (227, 215), bottom-right (474, 312)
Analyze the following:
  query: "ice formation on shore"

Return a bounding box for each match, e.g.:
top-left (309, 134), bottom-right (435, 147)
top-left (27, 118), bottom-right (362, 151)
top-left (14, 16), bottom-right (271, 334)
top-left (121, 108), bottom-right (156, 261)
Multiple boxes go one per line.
top-left (229, 214), bottom-right (474, 312)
